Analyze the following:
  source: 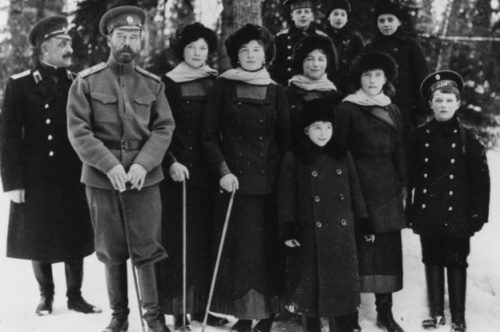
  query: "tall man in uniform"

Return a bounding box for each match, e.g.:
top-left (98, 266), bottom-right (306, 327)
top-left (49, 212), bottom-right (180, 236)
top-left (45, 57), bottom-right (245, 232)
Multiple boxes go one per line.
top-left (67, 6), bottom-right (175, 332)
top-left (0, 16), bottom-right (100, 316)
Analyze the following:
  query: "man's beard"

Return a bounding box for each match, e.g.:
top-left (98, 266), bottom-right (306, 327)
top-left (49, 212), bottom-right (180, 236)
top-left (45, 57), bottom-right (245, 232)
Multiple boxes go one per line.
top-left (112, 46), bottom-right (137, 63)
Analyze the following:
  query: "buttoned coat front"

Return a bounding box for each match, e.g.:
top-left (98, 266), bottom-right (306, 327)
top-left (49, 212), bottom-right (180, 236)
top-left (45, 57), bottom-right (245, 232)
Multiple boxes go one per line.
top-left (408, 117), bottom-right (490, 238)
top-left (0, 65), bottom-right (94, 261)
top-left (278, 146), bottom-right (368, 317)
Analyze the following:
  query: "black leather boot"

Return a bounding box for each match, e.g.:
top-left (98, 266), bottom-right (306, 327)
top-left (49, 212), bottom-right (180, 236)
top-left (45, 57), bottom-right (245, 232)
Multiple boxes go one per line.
top-left (103, 263), bottom-right (129, 332)
top-left (32, 261), bottom-right (54, 316)
top-left (334, 312), bottom-right (361, 332)
top-left (191, 312), bottom-right (229, 327)
top-left (422, 264), bottom-right (445, 329)
top-left (448, 268), bottom-right (467, 332)
top-left (305, 316), bottom-right (321, 332)
top-left (137, 264), bottom-right (171, 332)
top-left (65, 259), bottom-right (102, 313)
top-left (375, 293), bottom-right (405, 332)
top-left (253, 316), bottom-right (274, 332)
top-left (230, 319), bottom-right (252, 332)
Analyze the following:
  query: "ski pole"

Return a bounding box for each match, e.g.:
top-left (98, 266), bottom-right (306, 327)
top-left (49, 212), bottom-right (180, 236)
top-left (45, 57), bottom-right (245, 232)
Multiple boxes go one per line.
top-left (118, 192), bottom-right (146, 332)
top-left (201, 189), bottom-right (236, 332)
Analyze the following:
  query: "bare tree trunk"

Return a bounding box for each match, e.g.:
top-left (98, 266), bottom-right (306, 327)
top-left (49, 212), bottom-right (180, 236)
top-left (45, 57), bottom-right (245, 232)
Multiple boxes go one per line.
top-left (219, 0), bottom-right (263, 70)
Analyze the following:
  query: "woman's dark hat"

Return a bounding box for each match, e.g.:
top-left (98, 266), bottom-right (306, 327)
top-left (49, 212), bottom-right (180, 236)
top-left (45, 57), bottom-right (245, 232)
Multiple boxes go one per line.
top-left (326, 0), bottom-right (352, 15)
top-left (225, 24), bottom-right (274, 68)
top-left (350, 51), bottom-right (398, 82)
top-left (173, 22), bottom-right (218, 60)
top-left (420, 70), bottom-right (463, 100)
top-left (293, 34), bottom-right (337, 74)
top-left (374, 0), bottom-right (405, 21)
top-left (283, 0), bottom-right (315, 11)
top-left (27, 16), bottom-right (70, 48)
top-left (99, 6), bottom-right (146, 36)
top-left (302, 98), bottom-right (336, 127)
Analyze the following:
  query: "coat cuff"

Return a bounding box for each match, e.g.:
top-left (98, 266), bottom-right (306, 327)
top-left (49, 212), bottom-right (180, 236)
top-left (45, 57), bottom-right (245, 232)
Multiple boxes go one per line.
top-left (217, 161), bottom-right (231, 178)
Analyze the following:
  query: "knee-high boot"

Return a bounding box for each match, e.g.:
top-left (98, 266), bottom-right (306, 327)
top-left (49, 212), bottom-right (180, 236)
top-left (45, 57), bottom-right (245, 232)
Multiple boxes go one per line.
top-left (137, 264), bottom-right (170, 332)
top-left (448, 268), bottom-right (467, 332)
top-left (103, 263), bottom-right (129, 332)
top-left (65, 259), bottom-right (101, 313)
top-left (375, 293), bottom-right (404, 332)
top-left (421, 264), bottom-right (446, 329)
top-left (32, 261), bottom-right (54, 315)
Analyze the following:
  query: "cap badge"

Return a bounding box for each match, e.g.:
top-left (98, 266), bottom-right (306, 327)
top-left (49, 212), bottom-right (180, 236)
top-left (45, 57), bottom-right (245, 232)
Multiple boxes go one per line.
top-left (126, 16), bottom-right (134, 24)
top-left (435, 74), bottom-right (440, 80)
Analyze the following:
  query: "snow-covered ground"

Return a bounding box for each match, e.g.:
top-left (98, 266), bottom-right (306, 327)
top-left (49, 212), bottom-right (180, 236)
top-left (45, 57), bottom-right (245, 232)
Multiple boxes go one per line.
top-left (1, 149), bottom-right (499, 332)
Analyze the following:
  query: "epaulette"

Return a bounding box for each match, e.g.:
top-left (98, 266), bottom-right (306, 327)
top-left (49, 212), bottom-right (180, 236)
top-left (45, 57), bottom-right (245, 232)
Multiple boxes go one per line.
top-left (276, 29), bottom-right (289, 36)
top-left (10, 70), bottom-right (30, 80)
top-left (78, 62), bottom-right (107, 78)
top-left (32, 70), bottom-right (43, 84)
top-left (135, 66), bottom-right (161, 82)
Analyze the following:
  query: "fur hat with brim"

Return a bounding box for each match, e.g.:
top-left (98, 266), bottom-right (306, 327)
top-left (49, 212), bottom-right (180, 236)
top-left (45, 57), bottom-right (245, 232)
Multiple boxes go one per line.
top-left (420, 70), bottom-right (464, 100)
top-left (302, 98), bottom-right (336, 128)
top-left (173, 22), bottom-right (218, 61)
top-left (374, 0), bottom-right (406, 21)
top-left (225, 24), bottom-right (274, 68)
top-left (350, 51), bottom-right (398, 82)
top-left (326, 0), bottom-right (352, 16)
top-left (293, 34), bottom-right (338, 74)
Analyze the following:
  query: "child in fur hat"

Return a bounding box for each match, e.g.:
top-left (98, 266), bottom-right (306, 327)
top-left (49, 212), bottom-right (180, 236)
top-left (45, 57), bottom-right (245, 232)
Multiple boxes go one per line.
top-left (277, 98), bottom-right (371, 332)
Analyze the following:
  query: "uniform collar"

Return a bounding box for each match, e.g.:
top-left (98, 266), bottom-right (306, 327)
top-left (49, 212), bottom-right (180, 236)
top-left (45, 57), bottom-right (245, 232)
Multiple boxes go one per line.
top-left (107, 55), bottom-right (135, 76)
top-left (290, 24), bottom-right (317, 36)
top-left (38, 62), bottom-right (69, 82)
top-left (428, 116), bottom-right (460, 133)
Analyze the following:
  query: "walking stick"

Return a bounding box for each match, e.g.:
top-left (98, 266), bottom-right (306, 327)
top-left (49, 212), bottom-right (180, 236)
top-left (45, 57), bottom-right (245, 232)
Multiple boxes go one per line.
top-left (118, 192), bottom-right (147, 332)
top-left (182, 180), bottom-right (187, 330)
top-left (201, 189), bottom-right (237, 332)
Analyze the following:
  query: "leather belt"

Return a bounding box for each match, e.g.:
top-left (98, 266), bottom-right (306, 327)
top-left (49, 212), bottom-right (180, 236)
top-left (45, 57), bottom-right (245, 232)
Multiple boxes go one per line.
top-left (103, 139), bottom-right (143, 151)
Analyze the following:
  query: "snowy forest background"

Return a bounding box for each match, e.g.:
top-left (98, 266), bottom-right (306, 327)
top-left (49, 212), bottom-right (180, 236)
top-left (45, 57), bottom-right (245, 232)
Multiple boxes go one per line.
top-left (1, 1), bottom-right (500, 332)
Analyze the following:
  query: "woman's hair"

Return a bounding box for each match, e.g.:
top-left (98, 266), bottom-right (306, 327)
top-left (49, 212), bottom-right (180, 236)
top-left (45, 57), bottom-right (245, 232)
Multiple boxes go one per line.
top-left (292, 34), bottom-right (338, 75)
top-left (172, 22), bottom-right (218, 61)
top-left (225, 24), bottom-right (274, 68)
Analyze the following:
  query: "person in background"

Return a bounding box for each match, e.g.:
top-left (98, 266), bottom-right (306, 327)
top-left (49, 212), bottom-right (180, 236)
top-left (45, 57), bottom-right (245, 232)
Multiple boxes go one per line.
top-left (277, 98), bottom-right (371, 332)
top-left (335, 51), bottom-right (407, 332)
top-left (325, 0), bottom-right (363, 95)
top-left (287, 34), bottom-right (342, 149)
top-left (202, 24), bottom-right (290, 332)
top-left (270, 0), bottom-right (335, 86)
top-left (67, 6), bottom-right (175, 332)
top-left (157, 22), bottom-right (228, 330)
top-left (408, 70), bottom-right (490, 332)
top-left (0, 15), bottom-right (99, 317)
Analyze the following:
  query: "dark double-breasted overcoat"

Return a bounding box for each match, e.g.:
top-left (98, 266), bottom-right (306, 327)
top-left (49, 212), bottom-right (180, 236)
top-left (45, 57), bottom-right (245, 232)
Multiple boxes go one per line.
top-left (408, 117), bottom-right (490, 238)
top-left (277, 143), bottom-right (368, 317)
top-left (0, 65), bottom-right (94, 262)
top-left (157, 75), bottom-right (217, 314)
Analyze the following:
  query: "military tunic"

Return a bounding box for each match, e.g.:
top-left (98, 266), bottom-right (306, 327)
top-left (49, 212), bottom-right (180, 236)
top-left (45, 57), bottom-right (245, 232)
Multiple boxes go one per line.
top-left (67, 57), bottom-right (175, 266)
top-left (0, 65), bottom-right (94, 261)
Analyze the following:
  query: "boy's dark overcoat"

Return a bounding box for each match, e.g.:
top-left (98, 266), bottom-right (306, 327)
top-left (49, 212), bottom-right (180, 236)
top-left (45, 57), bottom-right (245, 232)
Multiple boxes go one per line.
top-left (277, 145), bottom-right (368, 317)
top-left (408, 117), bottom-right (490, 238)
top-left (0, 65), bottom-right (94, 261)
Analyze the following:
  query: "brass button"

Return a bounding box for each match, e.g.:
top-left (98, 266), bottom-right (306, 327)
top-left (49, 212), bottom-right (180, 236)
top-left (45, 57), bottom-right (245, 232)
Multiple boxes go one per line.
top-left (311, 171), bottom-right (318, 177)
top-left (48, 151), bottom-right (54, 157)
top-left (451, 143), bottom-right (457, 148)
top-left (339, 193), bottom-right (345, 200)
top-left (258, 136), bottom-right (263, 140)
top-left (449, 174), bottom-right (454, 180)
top-left (424, 158), bottom-right (429, 162)
top-left (44, 104), bottom-right (49, 109)
top-left (47, 135), bottom-right (53, 140)
top-left (423, 173), bottom-right (428, 178)
top-left (315, 221), bottom-right (322, 228)
top-left (314, 195), bottom-right (320, 202)
top-left (341, 219), bottom-right (347, 226)
top-left (185, 101), bottom-right (190, 104)
top-left (422, 204), bottom-right (426, 209)
top-left (425, 143), bottom-right (429, 147)
top-left (45, 119), bottom-right (51, 125)
top-left (450, 158), bottom-right (455, 164)
top-left (448, 206), bottom-right (453, 211)
top-left (449, 190), bottom-right (454, 196)
top-left (423, 188), bottom-right (427, 194)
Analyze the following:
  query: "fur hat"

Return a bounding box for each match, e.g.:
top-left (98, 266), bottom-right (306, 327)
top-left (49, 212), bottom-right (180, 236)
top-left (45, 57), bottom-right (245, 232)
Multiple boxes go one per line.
top-left (283, 0), bottom-right (315, 11)
top-left (420, 70), bottom-right (463, 100)
top-left (302, 98), bottom-right (336, 128)
top-left (374, 0), bottom-right (405, 21)
top-left (350, 51), bottom-right (398, 82)
top-left (173, 22), bottom-right (218, 61)
top-left (225, 24), bottom-right (274, 68)
top-left (326, 0), bottom-right (352, 16)
top-left (292, 34), bottom-right (338, 75)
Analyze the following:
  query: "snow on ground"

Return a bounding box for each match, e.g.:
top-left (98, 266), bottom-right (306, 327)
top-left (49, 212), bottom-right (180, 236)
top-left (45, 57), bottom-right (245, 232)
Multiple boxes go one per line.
top-left (0, 148), bottom-right (499, 332)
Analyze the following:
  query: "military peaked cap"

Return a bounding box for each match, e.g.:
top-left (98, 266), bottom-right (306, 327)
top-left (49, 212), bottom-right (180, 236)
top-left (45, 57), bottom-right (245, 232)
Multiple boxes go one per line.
top-left (27, 16), bottom-right (70, 48)
top-left (420, 70), bottom-right (464, 100)
top-left (99, 6), bottom-right (146, 36)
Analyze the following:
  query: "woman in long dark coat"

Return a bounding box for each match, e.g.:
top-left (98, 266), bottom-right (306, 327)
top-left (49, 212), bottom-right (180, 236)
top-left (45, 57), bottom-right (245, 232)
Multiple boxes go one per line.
top-left (409, 71), bottom-right (490, 332)
top-left (287, 34), bottom-right (342, 149)
top-left (157, 22), bottom-right (228, 329)
top-left (202, 24), bottom-right (290, 332)
top-left (278, 98), bottom-right (370, 332)
top-left (335, 51), bottom-right (407, 332)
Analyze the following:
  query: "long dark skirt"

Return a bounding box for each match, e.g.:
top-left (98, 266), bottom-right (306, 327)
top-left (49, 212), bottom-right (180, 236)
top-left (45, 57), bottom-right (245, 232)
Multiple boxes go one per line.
top-left (357, 231), bottom-right (403, 293)
top-left (210, 192), bottom-right (284, 320)
top-left (157, 182), bottom-right (213, 314)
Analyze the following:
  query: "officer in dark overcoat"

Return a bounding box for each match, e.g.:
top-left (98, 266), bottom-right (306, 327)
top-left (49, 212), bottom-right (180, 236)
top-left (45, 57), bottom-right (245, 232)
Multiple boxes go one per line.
top-left (270, 0), bottom-right (336, 86)
top-left (0, 16), bottom-right (99, 316)
top-left (408, 71), bottom-right (490, 332)
top-left (67, 6), bottom-right (175, 332)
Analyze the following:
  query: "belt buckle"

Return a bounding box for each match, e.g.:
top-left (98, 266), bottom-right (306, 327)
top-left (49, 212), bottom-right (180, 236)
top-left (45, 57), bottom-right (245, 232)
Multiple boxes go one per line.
top-left (120, 140), bottom-right (126, 150)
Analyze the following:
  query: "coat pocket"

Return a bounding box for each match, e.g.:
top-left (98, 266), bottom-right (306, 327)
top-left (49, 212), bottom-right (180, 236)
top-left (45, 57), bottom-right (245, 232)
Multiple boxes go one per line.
top-left (90, 92), bottom-right (118, 123)
top-left (133, 94), bottom-right (155, 124)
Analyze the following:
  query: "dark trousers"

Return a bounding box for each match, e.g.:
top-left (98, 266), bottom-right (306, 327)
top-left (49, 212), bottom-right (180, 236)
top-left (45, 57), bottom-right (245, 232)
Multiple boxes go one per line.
top-left (32, 259), bottom-right (84, 300)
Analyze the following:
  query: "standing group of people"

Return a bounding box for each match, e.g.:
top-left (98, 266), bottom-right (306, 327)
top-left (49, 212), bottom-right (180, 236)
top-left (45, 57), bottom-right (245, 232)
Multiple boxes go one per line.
top-left (0, 1), bottom-right (491, 332)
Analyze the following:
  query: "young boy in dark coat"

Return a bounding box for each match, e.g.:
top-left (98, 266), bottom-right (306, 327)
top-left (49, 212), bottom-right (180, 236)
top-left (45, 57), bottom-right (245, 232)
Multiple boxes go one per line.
top-left (409, 70), bottom-right (490, 332)
top-left (277, 98), bottom-right (372, 332)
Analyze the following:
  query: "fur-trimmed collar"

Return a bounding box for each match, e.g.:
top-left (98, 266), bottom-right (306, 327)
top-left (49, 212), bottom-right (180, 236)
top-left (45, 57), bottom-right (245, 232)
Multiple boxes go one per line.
top-left (295, 137), bottom-right (347, 164)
